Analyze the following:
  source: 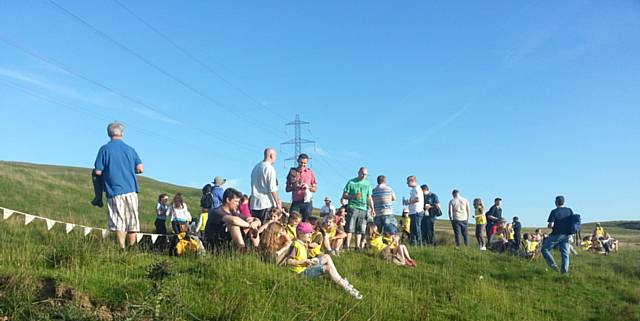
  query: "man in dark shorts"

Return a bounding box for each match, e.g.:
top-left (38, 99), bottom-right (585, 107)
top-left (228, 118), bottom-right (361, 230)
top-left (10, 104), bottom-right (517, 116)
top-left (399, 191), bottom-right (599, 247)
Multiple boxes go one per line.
top-left (541, 196), bottom-right (574, 274)
top-left (205, 188), bottom-right (261, 252)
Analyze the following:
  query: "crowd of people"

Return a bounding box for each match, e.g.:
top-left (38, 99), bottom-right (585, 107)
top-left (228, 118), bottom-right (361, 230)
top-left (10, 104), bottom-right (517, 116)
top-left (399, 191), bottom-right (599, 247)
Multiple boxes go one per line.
top-left (92, 122), bottom-right (620, 299)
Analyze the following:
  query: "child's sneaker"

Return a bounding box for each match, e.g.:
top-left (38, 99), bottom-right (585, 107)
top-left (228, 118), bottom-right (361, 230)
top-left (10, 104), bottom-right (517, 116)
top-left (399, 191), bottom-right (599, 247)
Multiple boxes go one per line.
top-left (339, 278), bottom-right (363, 300)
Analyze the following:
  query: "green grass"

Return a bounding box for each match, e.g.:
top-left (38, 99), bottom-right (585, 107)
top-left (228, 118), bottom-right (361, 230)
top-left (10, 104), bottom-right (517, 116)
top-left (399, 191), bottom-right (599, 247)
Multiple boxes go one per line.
top-left (1, 161), bottom-right (639, 321)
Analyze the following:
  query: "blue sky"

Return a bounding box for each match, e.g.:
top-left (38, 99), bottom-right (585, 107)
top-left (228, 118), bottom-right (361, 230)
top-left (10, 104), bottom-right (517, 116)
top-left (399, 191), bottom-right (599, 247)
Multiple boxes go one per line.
top-left (1, 1), bottom-right (639, 225)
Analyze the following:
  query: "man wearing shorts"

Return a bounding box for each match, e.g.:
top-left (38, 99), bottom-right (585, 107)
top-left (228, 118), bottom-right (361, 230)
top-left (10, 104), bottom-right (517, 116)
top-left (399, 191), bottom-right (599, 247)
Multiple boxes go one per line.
top-left (94, 122), bottom-right (144, 250)
top-left (342, 167), bottom-right (374, 250)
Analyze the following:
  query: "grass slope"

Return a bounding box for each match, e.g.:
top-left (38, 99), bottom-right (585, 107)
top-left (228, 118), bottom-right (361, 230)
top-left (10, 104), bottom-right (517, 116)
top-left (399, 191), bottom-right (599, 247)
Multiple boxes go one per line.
top-left (1, 161), bottom-right (639, 321)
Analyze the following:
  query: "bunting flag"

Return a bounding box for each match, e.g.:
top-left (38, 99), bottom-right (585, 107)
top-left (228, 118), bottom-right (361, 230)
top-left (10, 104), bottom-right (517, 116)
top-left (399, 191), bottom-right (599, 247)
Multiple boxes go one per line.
top-left (45, 219), bottom-right (56, 231)
top-left (150, 234), bottom-right (159, 244)
top-left (136, 233), bottom-right (144, 243)
top-left (3, 208), bottom-right (14, 220)
top-left (65, 223), bottom-right (75, 234)
top-left (24, 214), bottom-right (36, 225)
top-left (83, 226), bottom-right (92, 236)
top-left (101, 229), bottom-right (110, 239)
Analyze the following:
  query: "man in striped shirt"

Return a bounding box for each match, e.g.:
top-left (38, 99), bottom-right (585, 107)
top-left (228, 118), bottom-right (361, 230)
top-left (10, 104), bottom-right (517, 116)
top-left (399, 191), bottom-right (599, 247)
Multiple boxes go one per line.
top-left (372, 175), bottom-right (397, 233)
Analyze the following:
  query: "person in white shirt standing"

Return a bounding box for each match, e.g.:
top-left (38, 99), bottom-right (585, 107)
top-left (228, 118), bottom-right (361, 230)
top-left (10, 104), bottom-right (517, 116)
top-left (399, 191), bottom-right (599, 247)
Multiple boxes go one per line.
top-left (250, 148), bottom-right (282, 222)
top-left (320, 197), bottom-right (336, 217)
top-left (403, 176), bottom-right (424, 246)
top-left (448, 189), bottom-right (471, 247)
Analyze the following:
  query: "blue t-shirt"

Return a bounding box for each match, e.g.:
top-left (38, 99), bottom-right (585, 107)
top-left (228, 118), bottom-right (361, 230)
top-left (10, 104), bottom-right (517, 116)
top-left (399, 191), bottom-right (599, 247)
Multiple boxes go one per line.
top-left (424, 192), bottom-right (439, 206)
top-left (211, 186), bottom-right (225, 209)
top-left (547, 207), bottom-right (574, 235)
top-left (94, 140), bottom-right (142, 198)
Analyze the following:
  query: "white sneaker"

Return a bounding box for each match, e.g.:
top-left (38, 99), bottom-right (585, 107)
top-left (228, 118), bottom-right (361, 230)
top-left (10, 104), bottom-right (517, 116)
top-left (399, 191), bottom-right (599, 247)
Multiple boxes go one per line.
top-left (340, 279), bottom-right (363, 300)
top-left (480, 246), bottom-right (487, 251)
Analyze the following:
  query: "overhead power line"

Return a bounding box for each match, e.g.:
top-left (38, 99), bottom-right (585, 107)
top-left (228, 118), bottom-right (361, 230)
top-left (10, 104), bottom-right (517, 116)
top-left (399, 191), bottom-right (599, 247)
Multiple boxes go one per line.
top-left (0, 34), bottom-right (260, 154)
top-left (44, 0), bottom-right (284, 138)
top-left (110, 0), bottom-right (289, 122)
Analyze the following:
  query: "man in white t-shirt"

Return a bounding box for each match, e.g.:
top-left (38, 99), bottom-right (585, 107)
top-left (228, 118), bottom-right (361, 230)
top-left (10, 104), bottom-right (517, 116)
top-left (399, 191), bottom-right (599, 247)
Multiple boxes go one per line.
top-left (250, 148), bottom-right (282, 222)
top-left (402, 175), bottom-right (424, 246)
top-left (448, 189), bottom-right (470, 247)
top-left (319, 197), bottom-right (336, 217)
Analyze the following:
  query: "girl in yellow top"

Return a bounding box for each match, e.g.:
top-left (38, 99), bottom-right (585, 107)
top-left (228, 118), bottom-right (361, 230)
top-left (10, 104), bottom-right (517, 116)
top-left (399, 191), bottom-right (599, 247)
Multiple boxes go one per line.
top-left (322, 214), bottom-right (347, 256)
top-left (398, 209), bottom-right (411, 244)
top-left (473, 198), bottom-right (487, 250)
top-left (286, 222), bottom-right (363, 299)
top-left (194, 208), bottom-right (209, 239)
top-left (593, 223), bottom-right (605, 238)
top-left (522, 233), bottom-right (539, 260)
top-left (307, 217), bottom-right (323, 258)
top-left (285, 211), bottom-right (302, 240)
top-left (366, 222), bottom-right (416, 267)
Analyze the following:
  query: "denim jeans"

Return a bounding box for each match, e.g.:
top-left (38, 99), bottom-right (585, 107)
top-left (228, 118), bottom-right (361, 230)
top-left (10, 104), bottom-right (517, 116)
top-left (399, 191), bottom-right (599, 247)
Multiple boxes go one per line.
top-left (290, 201), bottom-right (313, 221)
top-left (541, 234), bottom-right (570, 274)
top-left (451, 220), bottom-right (469, 246)
top-left (409, 212), bottom-right (424, 246)
top-left (374, 215), bottom-right (397, 234)
top-left (421, 215), bottom-right (436, 245)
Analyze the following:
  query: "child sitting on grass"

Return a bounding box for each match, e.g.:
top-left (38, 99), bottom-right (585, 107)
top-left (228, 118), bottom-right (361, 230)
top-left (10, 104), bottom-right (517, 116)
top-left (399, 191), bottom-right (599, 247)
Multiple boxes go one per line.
top-left (285, 211), bottom-right (302, 240)
top-left (287, 222), bottom-right (363, 300)
top-left (367, 222), bottom-right (416, 267)
top-left (580, 236), bottom-right (593, 252)
top-left (307, 217), bottom-right (324, 258)
top-left (258, 222), bottom-right (292, 265)
top-left (522, 233), bottom-right (539, 260)
top-left (488, 219), bottom-right (509, 252)
top-left (322, 214), bottom-right (346, 256)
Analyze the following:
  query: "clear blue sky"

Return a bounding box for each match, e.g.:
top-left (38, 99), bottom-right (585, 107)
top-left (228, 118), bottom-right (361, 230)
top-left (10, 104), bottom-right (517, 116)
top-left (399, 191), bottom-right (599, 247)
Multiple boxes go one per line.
top-left (1, 1), bottom-right (639, 225)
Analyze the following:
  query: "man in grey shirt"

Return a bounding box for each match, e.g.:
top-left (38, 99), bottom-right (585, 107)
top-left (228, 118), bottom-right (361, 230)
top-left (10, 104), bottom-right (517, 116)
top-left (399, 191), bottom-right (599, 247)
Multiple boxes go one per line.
top-left (250, 148), bottom-right (282, 222)
top-left (372, 175), bottom-right (397, 233)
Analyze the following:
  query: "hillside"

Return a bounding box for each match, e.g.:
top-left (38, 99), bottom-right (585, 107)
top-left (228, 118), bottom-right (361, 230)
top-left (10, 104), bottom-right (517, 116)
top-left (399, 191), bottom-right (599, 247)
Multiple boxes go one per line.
top-left (1, 161), bottom-right (639, 321)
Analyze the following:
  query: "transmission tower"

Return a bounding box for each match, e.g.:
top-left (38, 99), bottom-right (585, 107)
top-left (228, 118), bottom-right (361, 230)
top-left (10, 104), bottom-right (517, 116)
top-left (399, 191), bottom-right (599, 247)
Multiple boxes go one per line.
top-left (281, 114), bottom-right (315, 168)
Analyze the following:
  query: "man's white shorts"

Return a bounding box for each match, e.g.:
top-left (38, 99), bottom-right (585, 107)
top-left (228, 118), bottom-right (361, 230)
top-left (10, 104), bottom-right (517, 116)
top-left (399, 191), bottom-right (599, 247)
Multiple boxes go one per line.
top-left (107, 192), bottom-right (140, 232)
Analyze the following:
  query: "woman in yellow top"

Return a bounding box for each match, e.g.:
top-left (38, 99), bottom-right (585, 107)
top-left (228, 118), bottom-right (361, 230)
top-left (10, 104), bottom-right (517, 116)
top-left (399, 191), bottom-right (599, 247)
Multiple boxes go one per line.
top-left (473, 198), bottom-right (487, 250)
top-left (286, 222), bottom-right (363, 299)
top-left (321, 214), bottom-right (347, 256)
top-left (366, 222), bottom-right (416, 267)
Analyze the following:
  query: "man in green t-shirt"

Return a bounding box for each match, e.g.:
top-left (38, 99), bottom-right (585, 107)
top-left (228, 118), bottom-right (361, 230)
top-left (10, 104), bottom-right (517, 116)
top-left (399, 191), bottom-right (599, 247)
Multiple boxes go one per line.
top-left (342, 167), bottom-right (374, 250)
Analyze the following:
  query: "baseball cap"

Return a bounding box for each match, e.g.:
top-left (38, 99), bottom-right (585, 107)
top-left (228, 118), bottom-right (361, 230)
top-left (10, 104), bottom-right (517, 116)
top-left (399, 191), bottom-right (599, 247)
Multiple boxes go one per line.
top-left (324, 197), bottom-right (331, 202)
top-left (297, 222), bottom-right (314, 234)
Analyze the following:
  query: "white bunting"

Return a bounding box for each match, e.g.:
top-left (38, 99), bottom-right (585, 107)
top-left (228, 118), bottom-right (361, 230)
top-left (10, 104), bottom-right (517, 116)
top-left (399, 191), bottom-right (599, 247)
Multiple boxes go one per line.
top-left (150, 234), bottom-right (159, 244)
top-left (136, 233), bottom-right (144, 243)
top-left (3, 209), bottom-right (14, 220)
top-left (101, 229), bottom-right (110, 239)
top-left (65, 223), bottom-right (75, 234)
top-left (83, 226), bottom-right (92, 236)
top-left (45, 219), bottom-right (56, 230)
top-left (24, 214), bottom-right (36, 225)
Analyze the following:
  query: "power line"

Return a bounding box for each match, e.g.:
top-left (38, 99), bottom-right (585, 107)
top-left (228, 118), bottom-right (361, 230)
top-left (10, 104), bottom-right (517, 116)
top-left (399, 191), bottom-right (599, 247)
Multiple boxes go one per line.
top-left (0, 77), bottom-right (247, 163)
top-left (110, 0), bottom-right (289, 122)
top-left (44, 0), bottom-right (284, 138)
top-left (0, 35), bottom-right (259, 154)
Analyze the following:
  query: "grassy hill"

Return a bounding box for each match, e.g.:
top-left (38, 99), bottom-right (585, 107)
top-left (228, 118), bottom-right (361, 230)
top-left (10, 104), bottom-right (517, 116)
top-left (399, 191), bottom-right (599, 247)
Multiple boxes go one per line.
top-left (1, 161), bottom-right (639, 321)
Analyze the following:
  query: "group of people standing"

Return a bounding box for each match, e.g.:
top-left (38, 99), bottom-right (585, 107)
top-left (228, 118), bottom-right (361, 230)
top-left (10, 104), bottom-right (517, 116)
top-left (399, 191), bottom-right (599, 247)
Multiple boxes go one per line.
top-left (92, 121), bottom-right (599, 295)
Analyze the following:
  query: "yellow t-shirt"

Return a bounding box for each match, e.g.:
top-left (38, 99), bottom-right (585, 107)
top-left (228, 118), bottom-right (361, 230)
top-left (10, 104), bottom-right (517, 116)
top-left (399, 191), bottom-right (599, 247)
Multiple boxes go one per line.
top-left (508, 228), bottom-right (515, 241)
top-left (474, 208), bottom-right (486, 225)
top-left (399, 217), bottom-right (411, 234)
top-left (383, 236), bottom-right (397, 249)
top-left (286, 224), bottom-right (297, 239)
top-left (289, 240), bottom-right (308, 274)
top-left (198, 212), bottom-right (208, 232)
top-left (595, 227), bottom-right (604, 238)
top-left (324, 226), bottom-right (336, 239)
top-left (581, 240), bottom-right (592, 251)
top-left (369, 236), bottom-right (386, 254)
top-left (526, 240), bottom-right (538, 253)
top-left (308, 231), bottom-right (323, 258)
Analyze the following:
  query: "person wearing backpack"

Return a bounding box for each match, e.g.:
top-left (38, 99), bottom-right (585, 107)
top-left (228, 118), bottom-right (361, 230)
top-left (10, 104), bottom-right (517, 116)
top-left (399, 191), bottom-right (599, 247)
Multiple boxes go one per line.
top-left (541, 195), bottom-right (575, 275)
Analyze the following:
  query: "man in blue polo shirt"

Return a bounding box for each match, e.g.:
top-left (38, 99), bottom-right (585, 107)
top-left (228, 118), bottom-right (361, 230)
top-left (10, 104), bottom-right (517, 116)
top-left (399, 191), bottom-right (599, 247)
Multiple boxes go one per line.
top-left (541, 195), bottom-right (574, 274)
top-left (94, 122), bottom-right (144, 250)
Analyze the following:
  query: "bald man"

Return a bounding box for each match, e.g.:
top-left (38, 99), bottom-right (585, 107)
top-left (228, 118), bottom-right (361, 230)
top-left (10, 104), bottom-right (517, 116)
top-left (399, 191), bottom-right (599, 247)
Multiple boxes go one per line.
top-left (250, 148), bottom-right (282, 222)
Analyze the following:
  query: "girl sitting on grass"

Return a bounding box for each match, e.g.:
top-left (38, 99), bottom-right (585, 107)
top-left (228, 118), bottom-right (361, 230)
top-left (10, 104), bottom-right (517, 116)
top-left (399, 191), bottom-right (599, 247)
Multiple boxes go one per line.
top-left (285, 211), bottom-right (302, 240)
top-left (257, 207), bottom-right (283, 234)
top-left (398, 208), bottom-right (411, 244)
top-left (258, 222), bottom-right (292, 265)
top-left (287, 222), bottom-right (363, 300)
top-left (367, 222), bottom-right (416, 267)
top-left (307, 217), bottom-right (324, 258)
top-left (522, 233), bottom-right (539, 260)
top-left (322, 214), bottom-right (346, 256)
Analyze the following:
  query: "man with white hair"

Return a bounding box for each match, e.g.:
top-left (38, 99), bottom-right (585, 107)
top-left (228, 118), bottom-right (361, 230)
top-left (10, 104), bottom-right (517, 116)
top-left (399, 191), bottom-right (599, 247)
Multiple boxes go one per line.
top-left (94, 122), bottom-right (144, 250)
top-left (250, 147), bottom-right (282, 222)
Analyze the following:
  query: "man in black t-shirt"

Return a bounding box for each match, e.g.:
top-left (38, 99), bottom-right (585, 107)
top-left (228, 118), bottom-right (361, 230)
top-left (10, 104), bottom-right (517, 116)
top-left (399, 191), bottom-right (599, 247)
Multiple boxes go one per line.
top-left (205, 188), bottom-right (260, 252)
top-left (541, 195), bottom-right (574, 274)
top-left (485, 198), bottom-right (502, 241)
